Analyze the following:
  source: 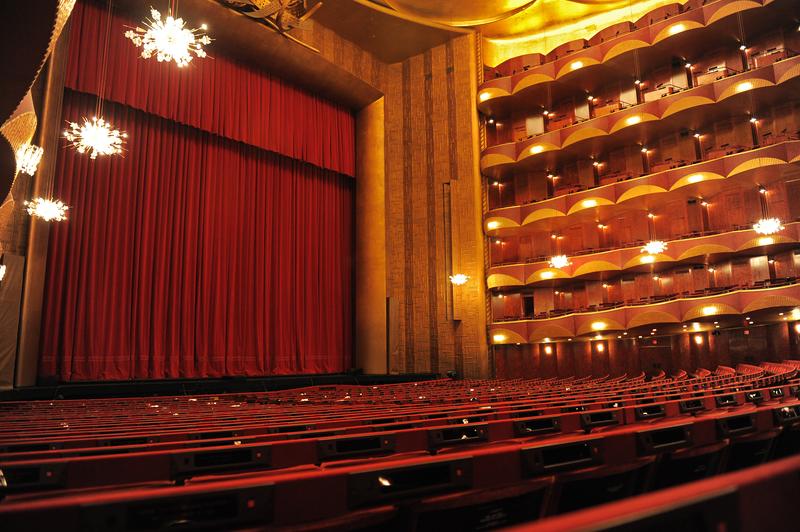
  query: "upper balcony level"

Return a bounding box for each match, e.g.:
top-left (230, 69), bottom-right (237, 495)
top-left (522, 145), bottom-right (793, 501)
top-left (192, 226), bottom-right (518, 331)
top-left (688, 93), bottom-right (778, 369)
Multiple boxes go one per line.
top-left (477, 0), bottom-right (799, 118)
top-left (480, 54), bottom-right (800, 178)
top-left (488, 281), bottom-right (800, 344)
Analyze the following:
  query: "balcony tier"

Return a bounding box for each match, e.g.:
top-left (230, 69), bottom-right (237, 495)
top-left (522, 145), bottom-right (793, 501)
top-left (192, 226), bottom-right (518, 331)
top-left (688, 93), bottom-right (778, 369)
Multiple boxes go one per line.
top-left (485, 141), bottom-right (800, 236)
top-left (480, 55), bottom-right (800, 178)
top-left (489, 282), bottom-right (800, 343)
top-left (488, 222), bottom-right (800, 289)
top-left (478, 0), bottom-right (798, 118)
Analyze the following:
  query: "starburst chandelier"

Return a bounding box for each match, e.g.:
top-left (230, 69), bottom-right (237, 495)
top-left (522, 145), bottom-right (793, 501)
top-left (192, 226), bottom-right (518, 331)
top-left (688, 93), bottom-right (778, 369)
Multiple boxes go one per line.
top-left (449, 273), bottom-right (470, 286)
top-left (752, 217), bottom-right (784, 235)
top-left (25, 198), bottom-right (69, 222)
top-left (641, 240), bottom-right (667, 255)
top-left (548, 255), bottom-right (572, 269)
top-left (64, 117), bottom-right (127, 159)
top-left (16, 144), bottom-right (44, 175)
top-left (125, 8), bottom-right (211, 68)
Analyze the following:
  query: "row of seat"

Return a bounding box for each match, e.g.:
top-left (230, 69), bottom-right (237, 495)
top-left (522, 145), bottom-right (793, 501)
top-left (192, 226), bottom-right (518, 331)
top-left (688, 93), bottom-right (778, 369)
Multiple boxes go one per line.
top-left (0, 362), bottom-right (798, 529)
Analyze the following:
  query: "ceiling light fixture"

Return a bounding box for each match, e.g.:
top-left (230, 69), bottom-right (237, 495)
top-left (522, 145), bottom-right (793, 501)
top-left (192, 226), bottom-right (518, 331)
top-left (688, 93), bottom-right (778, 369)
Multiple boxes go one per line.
top-left (16, 144), bottom-right (43, 176)
top-left (64, 116), bottom-right (127, 159)
top-left (548, 255), bottom-right (571, 269)
top-left (125, 8), bottom-right (211, 68)
top-left (24, 197), bottom-right (69, 222)
top-left (642, 240), bottom-right (667, 255)
top-left (753, 217), bottom-right (784, 235)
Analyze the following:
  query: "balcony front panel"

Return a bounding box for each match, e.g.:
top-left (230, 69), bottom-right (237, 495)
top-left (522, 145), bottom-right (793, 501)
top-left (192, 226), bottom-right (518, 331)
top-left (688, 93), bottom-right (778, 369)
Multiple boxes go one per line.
top-left (489, 282), bottom-right (800, 343)
top-left (487, 222), bottom-right (800, 289)
top-left (484, 141), bottom-right (800, 235)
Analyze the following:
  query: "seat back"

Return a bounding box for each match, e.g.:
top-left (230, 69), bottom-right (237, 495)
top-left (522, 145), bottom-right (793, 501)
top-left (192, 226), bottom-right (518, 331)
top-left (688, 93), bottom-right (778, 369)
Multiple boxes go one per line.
top-left (545, 458), bottom-right (655, 515)
top-left (650, 441), bottom-right (728, 490)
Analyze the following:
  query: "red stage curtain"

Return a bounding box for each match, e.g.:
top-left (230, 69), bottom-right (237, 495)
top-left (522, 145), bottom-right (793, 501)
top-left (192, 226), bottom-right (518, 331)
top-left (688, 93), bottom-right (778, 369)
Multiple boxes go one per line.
top-left (39, 92), bottom-right (354, 381)
top-left (65, 0), bottom-right (355, 176)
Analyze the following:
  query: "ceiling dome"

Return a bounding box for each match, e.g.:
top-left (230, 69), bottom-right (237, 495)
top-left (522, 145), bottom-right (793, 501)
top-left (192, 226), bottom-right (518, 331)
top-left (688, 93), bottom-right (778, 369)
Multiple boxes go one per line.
top-left (382, 0), bottom-right (538, 27)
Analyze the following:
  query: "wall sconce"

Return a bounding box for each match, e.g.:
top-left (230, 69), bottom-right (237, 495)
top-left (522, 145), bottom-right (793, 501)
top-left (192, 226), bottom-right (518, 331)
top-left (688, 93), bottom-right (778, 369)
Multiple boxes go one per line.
top-left (449, 274), bottom-right (469, 286)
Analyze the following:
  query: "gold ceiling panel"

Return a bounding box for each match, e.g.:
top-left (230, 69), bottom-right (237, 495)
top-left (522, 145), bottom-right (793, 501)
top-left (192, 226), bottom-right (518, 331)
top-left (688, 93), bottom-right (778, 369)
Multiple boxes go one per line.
top-left (382, 0), bottom-right (538, 27)
top-left (481, 0), bottom-right (687, 66)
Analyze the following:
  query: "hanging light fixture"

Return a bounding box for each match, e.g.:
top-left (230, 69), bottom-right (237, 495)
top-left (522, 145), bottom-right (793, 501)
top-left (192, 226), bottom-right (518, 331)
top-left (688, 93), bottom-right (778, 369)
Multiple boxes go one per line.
top-left (24, 198), bottom-right (69, 222)
top-left (548, 255), bottom-right (571, 269)
top-left (752, 217), bottom-right (783, 235)
top-left (641, 240), bottom-right (667, 255)
top-left (16, 144), bottom-right (44, 175)
top-left (66, 0), bottom-right (126, 158)
top-left (64, 117), bottom-right (126, 159)
top-left (752, 183), bottom-right (783, 235)
top-left (449, 273), bottom-right (469, 286)
top-left (125, 7), bottom-right (211, 68)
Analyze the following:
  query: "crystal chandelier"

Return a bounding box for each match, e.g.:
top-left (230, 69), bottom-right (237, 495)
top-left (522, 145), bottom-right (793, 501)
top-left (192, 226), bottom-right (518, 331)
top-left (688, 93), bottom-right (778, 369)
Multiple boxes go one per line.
top-left (752, 217), bottom-right (784, 235)
top-left (449, 273), bottom-right (470, 285)
top-left (64, 117), bottom-right (126, 159)
top-left (548, 255), bottom-right (571, 269)
top-left (16, 144), bottom-right (44, 176)
top-left (125, 8), bottom-right (211, 68)
top-left (25, 198), bottom-right (69, 222)
top-left (641, 240), bottom-right (667, 255)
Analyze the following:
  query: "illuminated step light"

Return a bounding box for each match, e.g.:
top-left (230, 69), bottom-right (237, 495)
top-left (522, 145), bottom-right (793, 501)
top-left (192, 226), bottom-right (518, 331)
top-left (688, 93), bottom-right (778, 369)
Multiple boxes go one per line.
top-left (753, 218), bottom-right (783, 235)
top-left (548, 255), bottom-right (571, 269)
top-left (449, 273), bottom-right (469, 286)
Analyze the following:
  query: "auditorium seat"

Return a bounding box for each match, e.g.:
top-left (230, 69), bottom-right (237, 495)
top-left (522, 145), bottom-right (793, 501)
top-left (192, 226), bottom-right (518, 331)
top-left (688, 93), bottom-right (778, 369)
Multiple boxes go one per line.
top-left (648, 440), bottom-right (728, 490)
top-left (542, 458), bottom-right (655, 515)
top-left (724, 428), bottom-right (781, 472)
top-left (406, 478), bottom-right (553, 531)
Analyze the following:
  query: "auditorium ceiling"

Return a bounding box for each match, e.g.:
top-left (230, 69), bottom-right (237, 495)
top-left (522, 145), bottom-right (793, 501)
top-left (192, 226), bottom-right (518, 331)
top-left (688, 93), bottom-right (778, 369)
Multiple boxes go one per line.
top-left (313, 0), bottom-right (688, 65)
